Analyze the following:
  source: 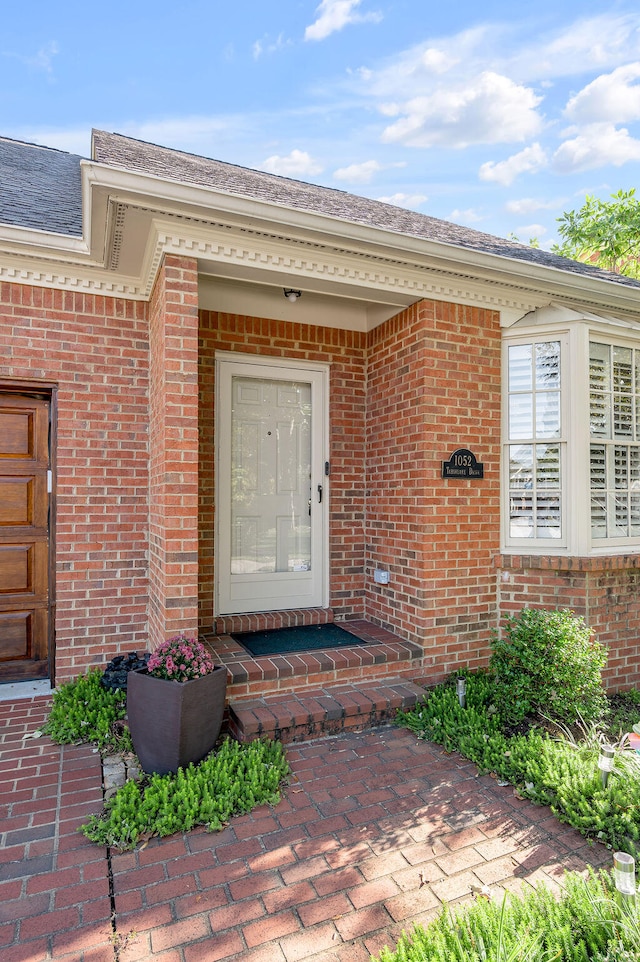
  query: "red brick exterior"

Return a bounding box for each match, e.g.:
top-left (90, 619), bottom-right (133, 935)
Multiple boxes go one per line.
top-left (148, 256), bottom-right (200, 645)
top-left (366, 300), bottom-right (502, 682)
top-left (0, 281), bottom-right (149, 680)
top-left (2, 275), bottom-right (640, 690)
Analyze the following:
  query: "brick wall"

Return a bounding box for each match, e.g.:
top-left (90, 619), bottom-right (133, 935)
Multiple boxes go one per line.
top-left (498, 554), bottom-right (640, 690)
top-left (148, 256), bottom-right (200, 645)
top-left (0, 281), bottom-right (149, 681)
top-left (198, 312), bottom-right (368, 628)
top-left (366, 300), bottom-right (502, 682)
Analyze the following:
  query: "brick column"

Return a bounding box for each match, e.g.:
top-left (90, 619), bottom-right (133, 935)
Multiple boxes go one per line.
top-left (148, 255), bottom-right (199, 645)
top-left (366, 299), bottom-right (501, 678)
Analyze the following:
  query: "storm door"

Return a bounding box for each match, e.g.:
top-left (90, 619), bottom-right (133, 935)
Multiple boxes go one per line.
top-left (216, 356), bottom-right (328, 615)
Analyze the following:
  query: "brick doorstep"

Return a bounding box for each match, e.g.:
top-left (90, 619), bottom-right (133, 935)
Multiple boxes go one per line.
top-left (228, 677), bottom-right (425, 743)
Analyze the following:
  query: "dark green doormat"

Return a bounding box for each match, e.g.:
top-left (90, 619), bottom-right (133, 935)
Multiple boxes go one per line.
top-left (232, 623), bottom-right (366, 657)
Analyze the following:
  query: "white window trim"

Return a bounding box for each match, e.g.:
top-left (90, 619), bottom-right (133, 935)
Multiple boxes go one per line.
top-left (584, 324), bottom-right (640, 554)
top-left (502, 328), bottom-right (569, 552)
top-left (503, 314), bottom-right (640, 556)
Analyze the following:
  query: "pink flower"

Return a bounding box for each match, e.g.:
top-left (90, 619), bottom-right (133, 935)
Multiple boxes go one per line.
top-left (147, 634), bottom-right (214, 682)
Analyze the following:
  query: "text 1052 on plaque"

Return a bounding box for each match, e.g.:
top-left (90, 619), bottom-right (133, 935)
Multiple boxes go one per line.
top-left (442, 448), bottom-right (484, 479)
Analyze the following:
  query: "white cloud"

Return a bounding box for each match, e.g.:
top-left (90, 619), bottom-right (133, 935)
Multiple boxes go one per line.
top-left (333, 159), bottom-right (406, 183)
top-left (565, 63), bottom-right (640, 124)
top-left (519, 14), bottom-right (640, 80)
top-left (479, 143), bottom-right (548, 185)
top-left (505, 197), bottom-right (563, 215)
top-left (333, 159), bottom-right (382, 182)
top-left (381, 72), bottom-right (542, 149)
top-left (515, 222), bottom-right (547, 238)
top-left (356, 14), bottom-right (640, 108)
top-left (252, 33), bottom-right (289, 60)
top-left (449, 208), bottom-right (483, 225)
top-left (305, 0), bottom-right (382, 42)
top-left (377, 192), bottom-right (428, 209)
top-left (261, 149), bottom-right (324, 177)
top-left (553, 123), bottom-right (640, 173)
top-left (421, 47), bottom-right (458, 75)
top-left (2, 40), bottom-right (59, 78)
top-left (360, 26), bottom-right (490, 102)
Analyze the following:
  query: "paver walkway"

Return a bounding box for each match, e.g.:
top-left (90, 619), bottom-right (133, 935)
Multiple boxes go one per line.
top-left (1, 695), bottom-right (610, 962)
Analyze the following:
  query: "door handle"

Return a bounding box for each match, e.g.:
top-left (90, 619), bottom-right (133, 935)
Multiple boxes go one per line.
top-left (317, 484), bottom-right (323, 503)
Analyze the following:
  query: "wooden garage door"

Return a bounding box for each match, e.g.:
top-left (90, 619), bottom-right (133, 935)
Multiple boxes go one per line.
top-left (0, 394), bottom-right (51, 681)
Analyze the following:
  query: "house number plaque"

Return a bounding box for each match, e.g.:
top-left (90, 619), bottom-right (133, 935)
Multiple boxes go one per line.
top-left (442, 448), bottom-right (484, 479)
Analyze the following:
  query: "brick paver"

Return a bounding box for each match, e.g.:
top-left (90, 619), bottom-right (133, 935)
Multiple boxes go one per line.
top-left (1, 696), bottom-right (608, 961)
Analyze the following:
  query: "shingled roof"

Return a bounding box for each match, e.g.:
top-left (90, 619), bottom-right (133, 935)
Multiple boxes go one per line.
top-left (0, 136), bottom-right (83, 236)
top-left (2, 128), bottom-right (639, 295)
top-left (92, 129), bottom-right (640, 292)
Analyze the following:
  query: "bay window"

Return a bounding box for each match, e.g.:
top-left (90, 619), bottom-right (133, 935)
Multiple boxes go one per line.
top-left (503, 317), bottom-right (640, 554)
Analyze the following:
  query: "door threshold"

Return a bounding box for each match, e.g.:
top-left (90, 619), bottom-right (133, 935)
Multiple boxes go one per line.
top-left (214, 608), bottom-right (334, 636)
top-left (0, 680), bottom-right (53, 701)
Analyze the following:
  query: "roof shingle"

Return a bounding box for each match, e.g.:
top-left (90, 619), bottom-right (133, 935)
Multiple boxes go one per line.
top-left (92, 128), bottom-right (640, 291)
top-left (0, 136), bottom-right (83, 236)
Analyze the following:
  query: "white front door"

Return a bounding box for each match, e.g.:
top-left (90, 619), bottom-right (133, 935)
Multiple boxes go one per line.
top-left (216, 355), bottom-right (329, 615)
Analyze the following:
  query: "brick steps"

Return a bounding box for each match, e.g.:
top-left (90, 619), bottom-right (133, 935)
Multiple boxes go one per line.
top-left (227, 676), bottom-right (425, 743)
top-left (205, 619), bottom-right (427, 703)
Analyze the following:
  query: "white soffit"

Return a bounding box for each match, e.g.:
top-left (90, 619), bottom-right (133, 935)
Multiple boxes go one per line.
top-left (198, 275), bottom-right (405, 331)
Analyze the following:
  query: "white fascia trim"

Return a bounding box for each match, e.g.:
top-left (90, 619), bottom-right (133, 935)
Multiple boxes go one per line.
top-left (510, 302), bottom-right (640, 334)
top-left (81, 161), bottom-right (640, 314)
top-left (0, 223), bottom-right (89, 257)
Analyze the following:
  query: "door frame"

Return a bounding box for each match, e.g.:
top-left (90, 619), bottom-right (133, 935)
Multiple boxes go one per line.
top-left (214, 352), bottom-right (330, 616)
top-left (0, 379), bottom-right (57, 684)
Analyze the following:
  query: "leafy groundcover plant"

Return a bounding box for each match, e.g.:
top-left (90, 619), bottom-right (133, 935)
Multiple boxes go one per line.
top-left (374, 869), bottom-right (640, 962)
top-left (82, 737), bottom-right (290, 850)
top-left (397, 671), bottom-right (640, 854)
top-left (42, 668), bottom-right (132, 753)
top-left (390, 648), bottom-right (640, 962)
top-left (43, 666), bottom-right (290, 850)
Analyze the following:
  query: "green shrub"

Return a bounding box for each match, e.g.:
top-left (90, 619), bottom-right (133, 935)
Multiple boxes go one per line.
top-left (82, 737), bottom-right (290, 850)
top-left (42, 669), bottom-right (132, 752)
top-left (490, 608), bottom-right (607, 725)
top-left (374, 870), bottom-right (640, 962)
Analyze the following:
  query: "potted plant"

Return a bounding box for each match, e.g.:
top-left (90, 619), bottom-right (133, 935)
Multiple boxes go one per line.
top-left (127, 634), bottom-right (227, 775)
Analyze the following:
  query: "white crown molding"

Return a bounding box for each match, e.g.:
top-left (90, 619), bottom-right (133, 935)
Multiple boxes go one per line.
top-left (143, 218), bottom-right (544, 317)
top-left (0, 256), bottom-right (143, 297)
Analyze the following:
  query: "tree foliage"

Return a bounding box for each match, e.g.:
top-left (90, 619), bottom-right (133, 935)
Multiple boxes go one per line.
top-left (552, 188), bottom-right (640, 279)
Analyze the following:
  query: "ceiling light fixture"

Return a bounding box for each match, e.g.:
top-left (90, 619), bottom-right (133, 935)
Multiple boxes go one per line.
top-left (284, 288), bottom-right (302, 303)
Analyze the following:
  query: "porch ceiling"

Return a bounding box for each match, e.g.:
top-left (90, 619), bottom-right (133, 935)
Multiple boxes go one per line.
top-left (197, 274), bottom-right (414, 331)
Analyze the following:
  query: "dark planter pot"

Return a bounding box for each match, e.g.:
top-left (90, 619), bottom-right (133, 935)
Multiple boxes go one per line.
top-left (127, 665), bottom-right (227, 775)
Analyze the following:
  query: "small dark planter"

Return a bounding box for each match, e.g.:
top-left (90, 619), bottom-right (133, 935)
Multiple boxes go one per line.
top-left (127, 665), bottom-right (227, 775)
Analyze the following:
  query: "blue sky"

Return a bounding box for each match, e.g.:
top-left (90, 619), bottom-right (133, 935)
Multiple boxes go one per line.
top-left (3, 0), bottom-right (640, 247)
